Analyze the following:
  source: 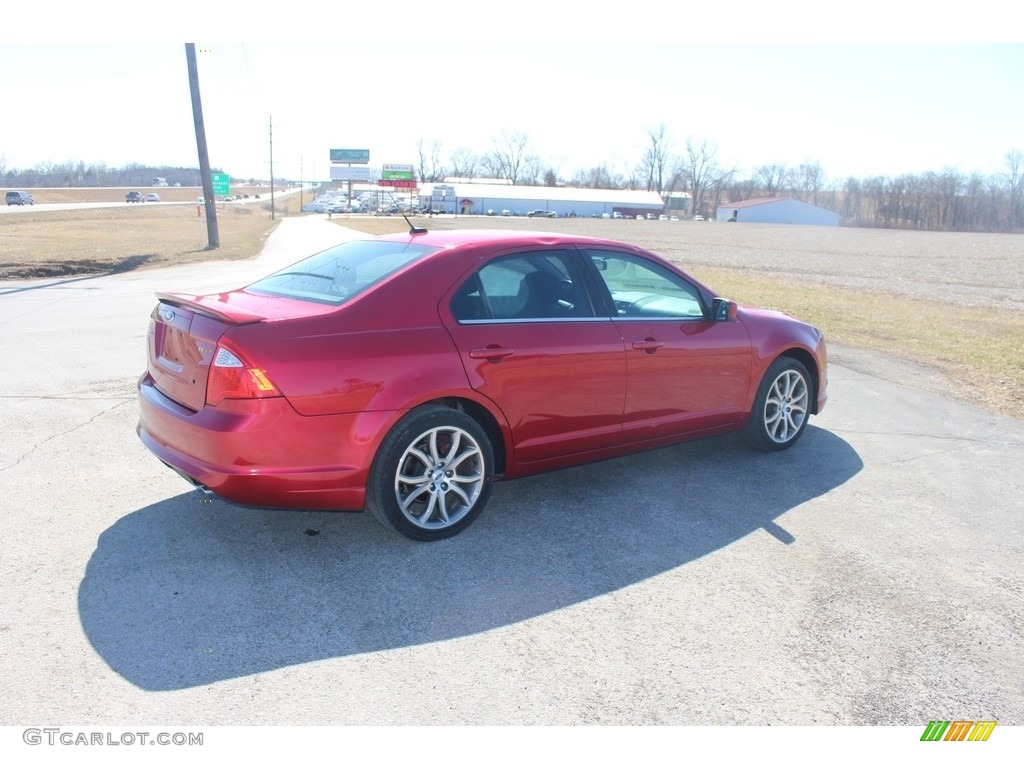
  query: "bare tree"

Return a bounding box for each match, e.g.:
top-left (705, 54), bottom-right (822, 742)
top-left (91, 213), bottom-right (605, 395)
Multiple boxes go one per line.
top-left (794, 162), bottom-right (825, 204)
top-left (935, 168), bottom-right (964, 230)
top-left (482, 131), bottom-right (537, 185)
top-left (682, 139), bottom-right (731, 218)
top-left (756, 163), bottom-right (790, 197)
top-left (448, 147), bottom-right (479, 180)
top-left (1004, 149), bottom-right (1023, 231)
top-left (569, 165), bottom-right (620, 189)
top-left (638, 123), bottom-right (671, 193)
top-left (415, 138), bottom-right (444, 183)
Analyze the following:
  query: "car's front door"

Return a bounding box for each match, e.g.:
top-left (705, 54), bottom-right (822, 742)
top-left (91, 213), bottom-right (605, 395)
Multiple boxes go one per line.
top-left (580, 248), bottom-right (753, 441)
top-left (442, 249), bottom-right (627, 465)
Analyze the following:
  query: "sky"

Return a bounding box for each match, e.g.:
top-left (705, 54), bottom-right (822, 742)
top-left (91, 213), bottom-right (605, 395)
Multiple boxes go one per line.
top-left (2, 5), bottom-right (1022, 185)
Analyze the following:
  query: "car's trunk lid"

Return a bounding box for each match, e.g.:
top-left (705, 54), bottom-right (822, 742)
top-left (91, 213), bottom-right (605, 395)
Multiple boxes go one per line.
top-left (148, 290), bottom-right (340, 411)
top-left (147, 294), bottom-right (264, 411)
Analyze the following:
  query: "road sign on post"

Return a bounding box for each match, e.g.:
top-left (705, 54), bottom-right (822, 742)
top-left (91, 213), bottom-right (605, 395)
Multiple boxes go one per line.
top-left (211, 173), bottom-right (230, 197)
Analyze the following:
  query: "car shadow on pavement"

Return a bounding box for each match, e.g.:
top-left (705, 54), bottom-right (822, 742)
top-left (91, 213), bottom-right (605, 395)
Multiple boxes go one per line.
top-left (78, 426), bottom-right (862, 691)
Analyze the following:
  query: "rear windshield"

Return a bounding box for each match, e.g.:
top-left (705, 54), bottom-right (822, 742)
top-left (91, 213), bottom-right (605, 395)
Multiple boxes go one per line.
top-left (246, 239), bottom-right (438, 305)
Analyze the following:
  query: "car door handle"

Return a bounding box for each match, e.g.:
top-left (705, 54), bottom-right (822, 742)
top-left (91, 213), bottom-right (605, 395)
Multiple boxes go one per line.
top-left (469, 346), bottom-right (515, 361)
top-left (631, 339), bottom-right (664, 353)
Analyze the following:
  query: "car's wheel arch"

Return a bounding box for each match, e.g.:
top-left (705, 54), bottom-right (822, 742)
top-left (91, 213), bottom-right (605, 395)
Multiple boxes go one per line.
top-left (774, 347), bottom-right (821, 415)
top-left (364, 399), bottom-right (506, 540)
top-left (379, 393), bottom-right (510, 478)
top-left (742, 347), bottom-right (821, 427)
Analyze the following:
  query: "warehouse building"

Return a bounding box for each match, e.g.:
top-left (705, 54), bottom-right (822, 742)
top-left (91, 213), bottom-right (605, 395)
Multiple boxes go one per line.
top-left (716, 197), bottom-right (841, 226)
top-left (419, 182), bottom-right (667, 219)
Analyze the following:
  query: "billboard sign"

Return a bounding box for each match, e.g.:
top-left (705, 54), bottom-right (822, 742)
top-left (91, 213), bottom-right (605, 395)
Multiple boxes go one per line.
top-left (330, 148), bottom-right (370, 164)
top-left (381, 163), bottom-right (414, 181)
top-left (330, 166), bottom-right (372, 181)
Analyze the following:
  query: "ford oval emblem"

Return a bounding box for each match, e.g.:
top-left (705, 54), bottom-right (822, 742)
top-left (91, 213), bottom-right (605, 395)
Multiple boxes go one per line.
top-left (160, 309), bottom-right (175, 323)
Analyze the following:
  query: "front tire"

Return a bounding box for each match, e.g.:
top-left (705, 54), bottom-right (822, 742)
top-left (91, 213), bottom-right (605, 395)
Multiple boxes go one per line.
top-left (365, 405), bottom-right (494, 541)
top-left (744, 357), bottom-right (812, 451)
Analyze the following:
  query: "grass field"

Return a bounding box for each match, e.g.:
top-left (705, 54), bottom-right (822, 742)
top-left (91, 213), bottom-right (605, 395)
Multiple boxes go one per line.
top-left (2, 200), bottom-right (1021, 420)
top-left (0, 187), bottom-right (303, 278)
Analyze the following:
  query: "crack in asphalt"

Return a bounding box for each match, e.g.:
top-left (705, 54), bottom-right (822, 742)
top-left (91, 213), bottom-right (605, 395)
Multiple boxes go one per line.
top-left (0, 399), bottom-right (133, 473)
top-left (835, 429), bottom-right (1022, 447)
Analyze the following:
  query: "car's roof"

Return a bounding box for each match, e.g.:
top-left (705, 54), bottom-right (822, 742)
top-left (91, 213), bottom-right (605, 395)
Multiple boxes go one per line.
top-left (375, 228), bottom-right (646, 253)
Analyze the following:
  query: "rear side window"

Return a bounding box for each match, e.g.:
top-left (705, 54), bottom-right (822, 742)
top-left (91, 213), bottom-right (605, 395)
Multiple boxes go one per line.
top-left (247, 240), bottom-right (438, 306)
top-left (451, 250), bottom-right (593, 321)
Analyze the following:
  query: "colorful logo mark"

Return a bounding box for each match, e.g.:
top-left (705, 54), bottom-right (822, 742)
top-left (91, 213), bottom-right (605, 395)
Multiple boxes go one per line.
top-left (920, 720), bottom-right (996, 741)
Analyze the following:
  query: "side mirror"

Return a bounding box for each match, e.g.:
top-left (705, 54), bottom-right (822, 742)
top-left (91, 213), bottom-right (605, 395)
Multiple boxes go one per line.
top-left (712, 297), bottom-right (737, 321)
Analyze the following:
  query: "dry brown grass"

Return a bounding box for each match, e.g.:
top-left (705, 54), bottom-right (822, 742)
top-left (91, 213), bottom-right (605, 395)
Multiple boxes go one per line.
top-left (0, 189), bottom-right (303, 278)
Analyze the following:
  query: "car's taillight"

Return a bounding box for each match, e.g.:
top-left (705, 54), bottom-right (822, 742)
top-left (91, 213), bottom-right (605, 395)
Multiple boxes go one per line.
top-left (206, 344), bottom-right (281, 406)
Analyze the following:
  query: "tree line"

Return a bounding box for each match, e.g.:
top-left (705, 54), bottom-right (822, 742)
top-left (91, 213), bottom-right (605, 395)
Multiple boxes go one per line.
top-left (0, 159), bottom-right (233, 190)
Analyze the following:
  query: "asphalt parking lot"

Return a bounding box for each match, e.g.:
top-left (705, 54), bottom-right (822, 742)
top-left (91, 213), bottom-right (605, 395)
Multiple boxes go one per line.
top-left (1, 217), bottom-right (1021, 726)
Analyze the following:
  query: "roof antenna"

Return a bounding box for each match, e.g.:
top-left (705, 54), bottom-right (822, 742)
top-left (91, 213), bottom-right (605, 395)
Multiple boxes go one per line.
top-left (403, 210), bottom-right (428, 235)
top-left (388, 190), bottom-right (427, 235)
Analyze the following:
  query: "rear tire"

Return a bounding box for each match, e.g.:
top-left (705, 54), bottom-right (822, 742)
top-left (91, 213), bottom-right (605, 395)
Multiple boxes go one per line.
top-left (743, 357), bottom-right (812, 451)
top-left (365, 405), bottom-right (494, 541)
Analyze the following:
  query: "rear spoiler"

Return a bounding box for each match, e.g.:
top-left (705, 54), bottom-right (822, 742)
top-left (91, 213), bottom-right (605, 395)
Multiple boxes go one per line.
top-left (156, 291), bottom-right (267, 324)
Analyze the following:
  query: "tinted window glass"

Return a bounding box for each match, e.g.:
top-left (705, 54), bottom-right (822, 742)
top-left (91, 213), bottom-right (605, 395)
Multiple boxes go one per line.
top-left (583, 249), bottom-right (707, 319)
top-left (247, 240), bottom-right (438, 306)
top-left (451, 250), bottom-right (593, 321)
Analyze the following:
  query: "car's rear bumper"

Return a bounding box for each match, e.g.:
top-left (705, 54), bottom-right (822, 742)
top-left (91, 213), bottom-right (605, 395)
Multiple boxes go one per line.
top-left (137, 373), bottom-right (391, 511)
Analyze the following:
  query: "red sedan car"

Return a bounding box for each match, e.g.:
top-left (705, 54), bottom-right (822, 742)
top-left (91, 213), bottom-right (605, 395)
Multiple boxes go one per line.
top-left (138, 228), bottom-right (827, 541)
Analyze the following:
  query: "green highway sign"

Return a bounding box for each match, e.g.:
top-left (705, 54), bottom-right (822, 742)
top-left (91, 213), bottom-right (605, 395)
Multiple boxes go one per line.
top-left (211, 173), bottom-right (230, 196)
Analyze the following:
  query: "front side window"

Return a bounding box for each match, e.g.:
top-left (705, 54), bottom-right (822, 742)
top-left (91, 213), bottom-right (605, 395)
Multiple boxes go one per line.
top-left (583, 249), bottom-right (707, 319)
top-left (451, 250), bottom-right (593, 322)
top-left (247, 240), bottom-right (438, 306)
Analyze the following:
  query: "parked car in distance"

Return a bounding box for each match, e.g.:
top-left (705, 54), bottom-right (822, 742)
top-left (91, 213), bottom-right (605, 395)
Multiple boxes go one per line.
top-left (6, 191), bottom-right (34, 206)
top-left (137, 229), bottom-right (828, 542)
top-left (126, 191), bottom-right (144, 203)
top-left (145, 193), bottom-right (161, 203)
top-left (693, 215), bottom-right (705, 221)
top-left (526, 210), bottom-right (557, 218)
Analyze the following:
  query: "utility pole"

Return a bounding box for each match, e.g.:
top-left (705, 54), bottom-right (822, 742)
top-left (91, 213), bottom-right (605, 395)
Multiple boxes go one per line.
top-left (185, 43), bottom-right (219, 249)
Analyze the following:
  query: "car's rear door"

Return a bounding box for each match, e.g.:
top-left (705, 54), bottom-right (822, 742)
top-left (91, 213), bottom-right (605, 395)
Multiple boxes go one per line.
top-left (442, 248), bottom-right (627, 465)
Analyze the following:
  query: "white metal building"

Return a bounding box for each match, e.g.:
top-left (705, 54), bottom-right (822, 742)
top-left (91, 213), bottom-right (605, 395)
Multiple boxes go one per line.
top-left (418, 183), bottom-right (665, 219)
top-left (716, 197), bottom-right (841, 226)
